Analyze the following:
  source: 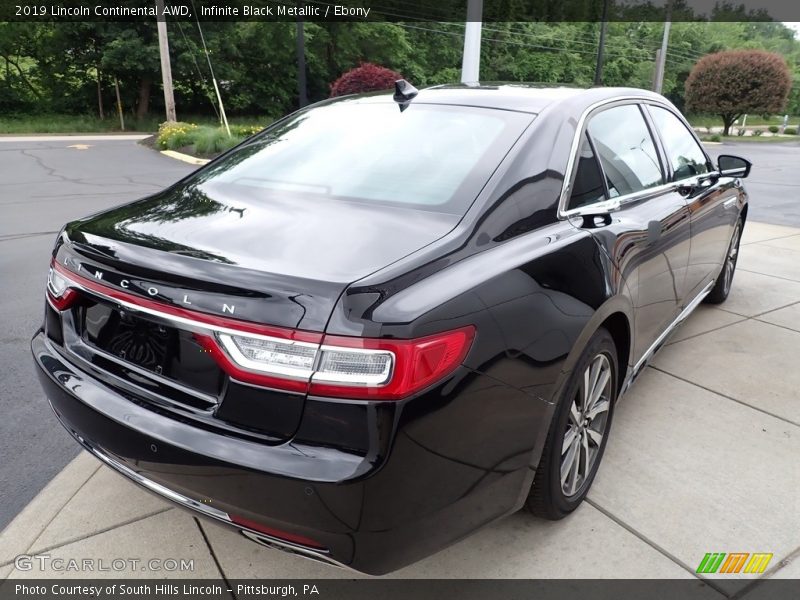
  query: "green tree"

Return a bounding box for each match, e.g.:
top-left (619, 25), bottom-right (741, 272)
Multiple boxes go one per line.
top-left (685, 49), bottom-right (793, 134)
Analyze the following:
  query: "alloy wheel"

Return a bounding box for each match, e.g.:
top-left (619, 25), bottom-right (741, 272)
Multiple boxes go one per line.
top-left (560, 353), bottom-right (612, 497)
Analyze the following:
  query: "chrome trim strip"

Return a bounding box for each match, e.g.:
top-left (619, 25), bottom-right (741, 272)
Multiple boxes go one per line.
top-left (76, 340), bottom-right (220, 407)
top-left (557, 96), bottom-right (689, 220)
top-left (632, 279), bottom-right (714, 376)
top-left (63, 428), bottom-right (347, 567)
top-left (56, 266), bottom-right (400, 391)
top-left (79, 434), bottom-right (231, 521)
top-left (722, 196), bottom-right (737, 208)
top-left (56, 268), bottom-right (320, 347)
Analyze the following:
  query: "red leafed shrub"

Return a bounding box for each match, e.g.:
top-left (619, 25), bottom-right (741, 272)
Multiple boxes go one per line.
top-left (685, 50), bottom-right (792, 135)
top-left (330, 63), bottom-right (403, 97)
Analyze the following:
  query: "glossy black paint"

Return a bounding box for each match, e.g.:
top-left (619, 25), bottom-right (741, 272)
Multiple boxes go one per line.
top-left (32, 85), bottom-right (748, 574)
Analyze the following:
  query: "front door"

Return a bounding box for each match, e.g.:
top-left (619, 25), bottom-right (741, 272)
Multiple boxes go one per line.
top-left (645, 104), bottom-right (738, 300)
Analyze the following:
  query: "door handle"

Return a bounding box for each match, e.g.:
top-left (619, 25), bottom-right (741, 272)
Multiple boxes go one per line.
top-left (722, 197), bottom-right (737, 208)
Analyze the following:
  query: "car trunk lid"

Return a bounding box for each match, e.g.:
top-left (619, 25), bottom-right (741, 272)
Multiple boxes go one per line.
top-left (56, 184), bottom-right (459, 441)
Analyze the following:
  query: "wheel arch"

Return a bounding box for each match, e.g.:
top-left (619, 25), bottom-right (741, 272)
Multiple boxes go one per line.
top-left (601, 312), bottom-right (632, 395)
top-left (550, 295), bottom-right (635, 406)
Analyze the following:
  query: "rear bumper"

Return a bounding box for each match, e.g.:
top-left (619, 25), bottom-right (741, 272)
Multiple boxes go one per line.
top-left (32, 331), bottom-right (539, 574)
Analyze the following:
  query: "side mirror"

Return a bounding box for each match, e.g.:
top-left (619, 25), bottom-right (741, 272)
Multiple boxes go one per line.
top-left (718, 154), bottom-right (752, 179)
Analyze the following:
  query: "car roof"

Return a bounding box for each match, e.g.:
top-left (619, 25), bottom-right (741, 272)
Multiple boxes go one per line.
top-left (343, 84), bottom-right (671, 115)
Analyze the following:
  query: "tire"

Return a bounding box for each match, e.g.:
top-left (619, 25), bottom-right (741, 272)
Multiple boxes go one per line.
top-left (704, 217), bottom-right (743, 305)
top-left (527, 327), bottom-right (618, 520)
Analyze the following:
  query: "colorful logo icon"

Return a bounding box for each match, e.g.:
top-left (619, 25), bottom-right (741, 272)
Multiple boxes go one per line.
top-left (696, 552), bottom-right (773, 574)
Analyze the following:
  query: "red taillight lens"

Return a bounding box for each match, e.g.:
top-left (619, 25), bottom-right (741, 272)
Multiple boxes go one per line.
top-left (230, 514), bottom-right (326, 550)
top-left (309, 326), bottom-right (475, 400)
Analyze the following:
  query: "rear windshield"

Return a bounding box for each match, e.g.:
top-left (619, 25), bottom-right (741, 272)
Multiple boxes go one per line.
top-left (194, 101), bottom-right (533, 214)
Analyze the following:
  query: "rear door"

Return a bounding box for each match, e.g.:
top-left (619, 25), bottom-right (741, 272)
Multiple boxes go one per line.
top-left (644, 104), bottom-right (737, 300)
top-left (563, 102), bottom-right (692, 364)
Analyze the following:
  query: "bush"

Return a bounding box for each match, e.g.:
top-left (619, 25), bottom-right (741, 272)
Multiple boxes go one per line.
top-left (786, 127), bottom-right (797, 135)
top-left (768, 125), bottom-right (780, 133)
top-left (710, 134), bottom-right (722, 142)
top-left (192, 127), bottom-right (245, 155)
top-left (753, 129), bottom-right (764, 136)
top-left (330, 63), bottom-right (403, 97)
top-left (157, 121), bottom-right (200, 150)
top-left (156, 121), bottom-right (267, 156)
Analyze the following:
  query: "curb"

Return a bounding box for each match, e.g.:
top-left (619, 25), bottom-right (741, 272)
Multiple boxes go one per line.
top-left (0, 452), bottom-right (100, 566)
top-left (0, 134), bottom-right (150, 143)
top-left (160, 150), bottom-right (210, 166)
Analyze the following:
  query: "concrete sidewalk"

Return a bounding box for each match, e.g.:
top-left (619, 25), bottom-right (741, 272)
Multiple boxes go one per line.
top-left (2, 222), bottom-right (798, 595)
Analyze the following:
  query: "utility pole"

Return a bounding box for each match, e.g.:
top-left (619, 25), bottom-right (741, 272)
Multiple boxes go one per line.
top-left (460, 0), bottom-right (483, 83)
top-left (155, 0), bottom-right (177, 122)
top-left (652, 2), bottom-right (672, 94)
top-left (114, 78), bottom-right (125, 131)
top-left (594, 0), bottom-right (609, 86)
top-left (296, 16), bottom-right (308, 107)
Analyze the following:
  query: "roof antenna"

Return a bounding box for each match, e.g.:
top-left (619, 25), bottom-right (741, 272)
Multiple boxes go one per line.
top-left (393, 79), bottom-right (418, 112)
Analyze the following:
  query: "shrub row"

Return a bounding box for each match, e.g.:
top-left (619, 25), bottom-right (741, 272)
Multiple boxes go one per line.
top-left (156, 121), bottom-right (267, 156)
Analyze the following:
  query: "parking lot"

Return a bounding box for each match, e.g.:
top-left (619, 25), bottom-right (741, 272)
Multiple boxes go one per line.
top-left (1, 137), bottom-right (798, 593)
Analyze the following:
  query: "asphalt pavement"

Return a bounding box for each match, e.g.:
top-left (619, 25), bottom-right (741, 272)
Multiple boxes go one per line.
top-left (0, 135), bottom-right (193, 529)
top-left (0, 135), bottom-right (797, 533)
top-left (705, 141), bottom-right (800, 227)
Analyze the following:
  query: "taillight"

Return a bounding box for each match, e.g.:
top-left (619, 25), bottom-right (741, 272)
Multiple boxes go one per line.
top-left (201, 326), bottom-right (474, 400)
top-left (309, 327), bottom-right (475, 400)
top-left (194, 333), bottom-right (314, 394)
top-left (46, 265), bottom-right (79, 310)
top-left (47, 258), bottom-right (474, 401)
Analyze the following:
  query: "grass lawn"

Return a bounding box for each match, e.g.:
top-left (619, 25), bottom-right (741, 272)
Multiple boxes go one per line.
top-left (0, 113), bottom-right (267, 134)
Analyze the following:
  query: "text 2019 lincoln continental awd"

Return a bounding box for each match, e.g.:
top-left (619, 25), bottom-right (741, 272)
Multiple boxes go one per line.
top-left (33, 83), bottom-right (750, 574)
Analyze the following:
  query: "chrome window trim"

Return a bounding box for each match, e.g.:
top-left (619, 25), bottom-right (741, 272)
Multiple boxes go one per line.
top-left (642, 102), bottom-right (716, 183)
top-left (557, 96), bottom-right (686, 220)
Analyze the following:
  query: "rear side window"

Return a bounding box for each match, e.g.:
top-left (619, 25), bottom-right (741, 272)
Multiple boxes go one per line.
top-left (197, 102), bottom-right (532, 214)
top-left (587, 104), bottom-right (664, 198)
top-left (567, 133), bottom-right (607, 210)
top-left (648, 105), bottom-right (711, 181)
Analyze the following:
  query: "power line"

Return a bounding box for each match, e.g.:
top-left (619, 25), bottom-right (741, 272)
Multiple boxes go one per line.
top-left (167, 1), bottom-right (220, 118)
top-left (187, 0), bottom-right (230, 135)
top-left (396, 22), bottom-right (652, 62)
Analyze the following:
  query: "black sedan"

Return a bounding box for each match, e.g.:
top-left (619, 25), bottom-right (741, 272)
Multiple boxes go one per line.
top-left (32, 83), bottom-right (750, 574)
